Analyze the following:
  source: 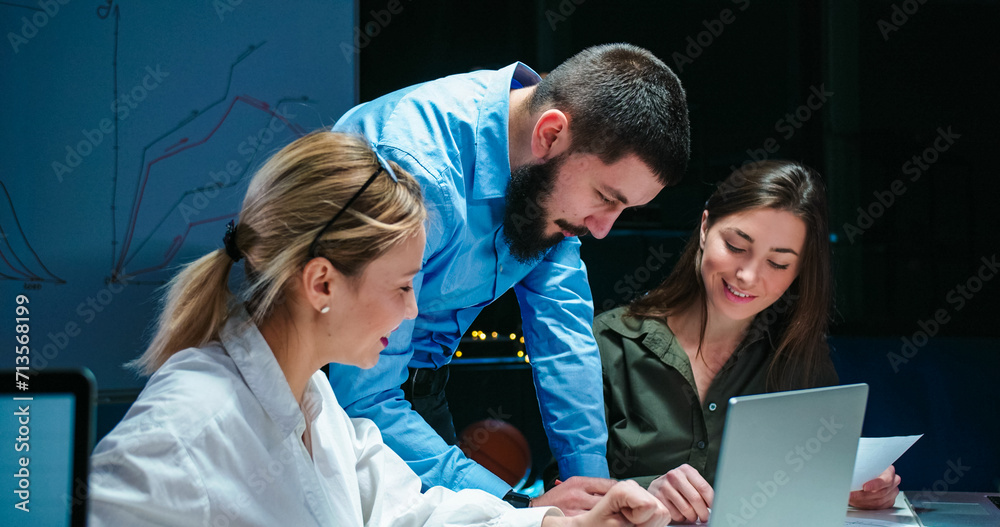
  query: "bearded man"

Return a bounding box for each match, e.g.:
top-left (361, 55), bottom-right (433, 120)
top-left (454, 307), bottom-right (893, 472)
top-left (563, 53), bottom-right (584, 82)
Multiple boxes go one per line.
top-left (329, 43), bottom-right (690, 513)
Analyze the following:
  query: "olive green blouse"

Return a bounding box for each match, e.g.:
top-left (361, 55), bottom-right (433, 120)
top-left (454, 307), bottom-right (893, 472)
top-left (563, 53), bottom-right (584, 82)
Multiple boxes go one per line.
top-left (595, 306), bottom-right (838, 487)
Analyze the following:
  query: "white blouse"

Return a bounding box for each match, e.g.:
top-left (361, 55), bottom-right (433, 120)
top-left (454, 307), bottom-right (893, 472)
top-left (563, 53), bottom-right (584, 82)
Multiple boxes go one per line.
top-left (89, 310), bottom-right (558, 526)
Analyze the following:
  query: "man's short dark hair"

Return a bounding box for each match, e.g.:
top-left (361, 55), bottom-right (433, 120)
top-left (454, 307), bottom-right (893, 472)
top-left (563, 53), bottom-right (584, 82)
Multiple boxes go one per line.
top-left (530, 43), bottom-right (691, 186)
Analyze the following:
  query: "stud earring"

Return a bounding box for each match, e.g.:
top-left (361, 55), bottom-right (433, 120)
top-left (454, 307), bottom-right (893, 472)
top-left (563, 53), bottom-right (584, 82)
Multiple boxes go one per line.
top-left (320, 306), bottom-right (330, 314)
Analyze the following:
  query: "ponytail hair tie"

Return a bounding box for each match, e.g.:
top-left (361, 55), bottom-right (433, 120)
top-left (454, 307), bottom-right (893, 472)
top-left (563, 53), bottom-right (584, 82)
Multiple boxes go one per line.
top-left (223, 220), bottom-right (243, 262)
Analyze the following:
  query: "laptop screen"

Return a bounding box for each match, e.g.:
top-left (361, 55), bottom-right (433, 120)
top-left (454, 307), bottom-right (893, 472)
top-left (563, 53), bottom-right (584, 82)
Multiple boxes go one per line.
top-left (1, 394), bottom-right (77, 525)
top-left (1, 370), bottom-right (94, 527)
top-left (709, 383), bottom-right (868, 527)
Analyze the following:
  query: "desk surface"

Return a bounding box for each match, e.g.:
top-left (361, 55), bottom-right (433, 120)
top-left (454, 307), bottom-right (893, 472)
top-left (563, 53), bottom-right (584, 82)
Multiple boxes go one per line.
top-left (845, 493), bottom-right (921, 526)
top-left (845, 492), bottom-right (1000, 526)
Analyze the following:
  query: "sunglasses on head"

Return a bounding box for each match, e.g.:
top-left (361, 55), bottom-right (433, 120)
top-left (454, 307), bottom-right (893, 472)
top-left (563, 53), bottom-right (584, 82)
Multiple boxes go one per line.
top-left (307, 147), bottom-right (398, 258)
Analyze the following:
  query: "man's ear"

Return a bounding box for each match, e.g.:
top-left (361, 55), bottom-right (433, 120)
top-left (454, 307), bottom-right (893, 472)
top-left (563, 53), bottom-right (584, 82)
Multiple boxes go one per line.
top-left (699, 210), bottom-right (709, 250)
top-left (301, 257), bottom-right (338, 314)
top-left (529, 109), bottom-right (571, 161)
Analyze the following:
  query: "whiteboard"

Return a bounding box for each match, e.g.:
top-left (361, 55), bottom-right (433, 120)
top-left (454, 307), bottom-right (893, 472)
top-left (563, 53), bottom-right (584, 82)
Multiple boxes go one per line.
top-left (1, 0), bottom-right (356, 389)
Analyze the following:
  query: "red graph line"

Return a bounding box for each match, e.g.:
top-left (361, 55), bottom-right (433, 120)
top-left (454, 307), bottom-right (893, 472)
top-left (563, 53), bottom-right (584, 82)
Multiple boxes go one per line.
top-left (125, 212), bottom-right (237, 278)
top-left (164, 137), bottom-right (189, 152)
top-left (0, 248), bottom-right (38, 280)
top-left (115, 95), bottom-right (294, 273)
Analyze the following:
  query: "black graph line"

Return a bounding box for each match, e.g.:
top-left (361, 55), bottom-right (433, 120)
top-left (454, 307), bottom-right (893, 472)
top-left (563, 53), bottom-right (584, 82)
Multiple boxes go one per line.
top-left (0, 180), bottom-right (66, 283)
top-left (113, 40), bottom-right (268, 276)
top-left (119, 97), bottom-right (309, 272)
top-left (109, 2), bottom-right (120, 279)
top-left (0, 1), bottom-right (43, 12)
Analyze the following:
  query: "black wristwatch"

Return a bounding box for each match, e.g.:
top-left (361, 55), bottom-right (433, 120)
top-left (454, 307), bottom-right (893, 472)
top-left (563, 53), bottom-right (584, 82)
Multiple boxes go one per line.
top-left (502, 490), bottom-right (532, 508)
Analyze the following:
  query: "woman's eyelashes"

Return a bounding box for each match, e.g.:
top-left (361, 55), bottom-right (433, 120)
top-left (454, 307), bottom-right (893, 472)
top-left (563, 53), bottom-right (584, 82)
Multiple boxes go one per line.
top-left (725, 240), bottom-right (790, 270)
top-left (724, 241), bottom-right (745, 254)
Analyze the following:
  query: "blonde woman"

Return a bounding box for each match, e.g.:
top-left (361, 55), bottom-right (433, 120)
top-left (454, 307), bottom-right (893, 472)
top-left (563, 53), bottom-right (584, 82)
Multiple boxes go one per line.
top-left (88, 131), bottom-right (668, 527)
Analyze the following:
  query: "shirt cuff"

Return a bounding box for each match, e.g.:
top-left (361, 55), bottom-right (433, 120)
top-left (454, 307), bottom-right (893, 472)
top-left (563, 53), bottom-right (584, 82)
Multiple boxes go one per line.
top-left (508, 505), bottom-right (562, 526)
top-left (457, 461), bottom-right (515, 498)
top-left (557, 452), bottom-right (611, 479)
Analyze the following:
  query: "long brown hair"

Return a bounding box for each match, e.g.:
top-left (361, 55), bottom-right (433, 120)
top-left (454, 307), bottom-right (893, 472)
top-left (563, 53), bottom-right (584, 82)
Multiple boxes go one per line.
top-left (129, 132), bottom-right (426, 375)
top-left (627, 160), bottom-right (832, 390)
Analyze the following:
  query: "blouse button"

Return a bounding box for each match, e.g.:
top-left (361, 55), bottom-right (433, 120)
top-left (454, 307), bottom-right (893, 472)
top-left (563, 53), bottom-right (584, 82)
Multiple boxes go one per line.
top-left (708, 402), bottom-right (717, 411)
top-left (697, 440), bottom-right (706, 449)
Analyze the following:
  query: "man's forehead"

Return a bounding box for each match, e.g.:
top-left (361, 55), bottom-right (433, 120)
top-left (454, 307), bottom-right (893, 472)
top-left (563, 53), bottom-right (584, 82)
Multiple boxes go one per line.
top-left (599, 156), bottom-right (664, 206)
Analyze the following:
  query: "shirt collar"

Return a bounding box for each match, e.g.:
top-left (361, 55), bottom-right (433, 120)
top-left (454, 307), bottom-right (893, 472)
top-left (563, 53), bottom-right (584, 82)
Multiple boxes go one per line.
top-left (600, 308), bottom-right (668, 340)
top-left (472, 62), bottom-right (542, 201)
top-left (220, 307), bottom-right (308, 436)
top-left (601, 306), bottom-right (773, 354)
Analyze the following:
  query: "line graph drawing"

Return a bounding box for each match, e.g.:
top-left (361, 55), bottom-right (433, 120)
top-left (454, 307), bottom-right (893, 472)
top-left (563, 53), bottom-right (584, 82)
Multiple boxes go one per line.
top-left (4, 3), bottom-right (343, 288)
top-left (1, 0), bottom-right (354, 389)
top-left (0, 181), bottom-right (66, 283)
top-left (112, 38), bottom-right (270, 276)
top-left (100, 7), bottom-right (313, 282)
top-left (0, 1), bottom-right (43, 12)
top-left (112, 92), bottom-right (308, 281)
top-left (107, 1), bottom-right (119, 277)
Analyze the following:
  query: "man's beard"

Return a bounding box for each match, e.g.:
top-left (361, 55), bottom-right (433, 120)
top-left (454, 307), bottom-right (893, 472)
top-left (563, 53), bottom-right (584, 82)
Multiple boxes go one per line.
top-left (503, 153), bottom-right (574, 263)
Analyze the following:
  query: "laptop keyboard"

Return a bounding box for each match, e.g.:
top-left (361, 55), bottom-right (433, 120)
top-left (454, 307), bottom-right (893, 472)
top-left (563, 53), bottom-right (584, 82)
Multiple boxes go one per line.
top-left (989, 495), bottom-right (1000, 510)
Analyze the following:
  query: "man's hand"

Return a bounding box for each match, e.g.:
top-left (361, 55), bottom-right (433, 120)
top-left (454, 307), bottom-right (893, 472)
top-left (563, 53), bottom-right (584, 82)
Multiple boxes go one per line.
top-left (849, 465), bottom-right (900, 510)
top-left (542, 480), bottom-right (671, 527)
top-left (647, 464), bottom-right (714, 524)
top-left (533, 476), bottom-right (616, 516)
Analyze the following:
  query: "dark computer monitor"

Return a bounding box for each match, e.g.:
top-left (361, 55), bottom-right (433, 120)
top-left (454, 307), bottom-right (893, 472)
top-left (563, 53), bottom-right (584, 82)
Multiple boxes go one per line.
top-left (1, 369), bottom-right (96, 527)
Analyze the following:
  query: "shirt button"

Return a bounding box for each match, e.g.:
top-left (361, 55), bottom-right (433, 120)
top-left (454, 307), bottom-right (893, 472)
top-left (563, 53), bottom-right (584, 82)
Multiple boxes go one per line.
top-left (697, 441), bottom-right (706, 449)
top-left (499, 265), bottom-right (504, 273)
top-left (708, 402), bottom-right (717, 411)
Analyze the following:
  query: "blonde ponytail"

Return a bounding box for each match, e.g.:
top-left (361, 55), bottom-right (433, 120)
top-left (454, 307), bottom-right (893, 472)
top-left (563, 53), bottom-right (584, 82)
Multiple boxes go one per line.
top-left (130, 131), bottom-right (425, 375)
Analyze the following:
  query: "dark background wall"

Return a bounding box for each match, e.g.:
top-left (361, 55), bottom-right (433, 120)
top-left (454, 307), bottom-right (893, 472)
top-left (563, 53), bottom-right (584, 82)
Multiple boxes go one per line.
top-left (357, 0), bottom-right (999, 336)
top-left (351, 0), bottom-right (999, 492)
top-left (43, 0), bottom-right (993, 496)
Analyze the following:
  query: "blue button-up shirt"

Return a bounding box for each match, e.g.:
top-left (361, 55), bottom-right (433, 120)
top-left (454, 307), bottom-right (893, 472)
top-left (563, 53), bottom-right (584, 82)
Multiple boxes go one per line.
top-left (329, 62), bottom-right (610, 496)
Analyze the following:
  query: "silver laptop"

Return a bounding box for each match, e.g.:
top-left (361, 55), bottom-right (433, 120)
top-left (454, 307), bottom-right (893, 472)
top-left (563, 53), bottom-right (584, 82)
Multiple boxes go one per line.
top-left (906, 491), bottom-right (1000, 526)
top-left (709, 383), bottom-right (868, 527)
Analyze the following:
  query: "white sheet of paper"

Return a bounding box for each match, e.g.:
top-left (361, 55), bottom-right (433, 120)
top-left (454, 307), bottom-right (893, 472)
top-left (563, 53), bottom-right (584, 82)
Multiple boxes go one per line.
top-left (851, 435), bottom-right (922, 491)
